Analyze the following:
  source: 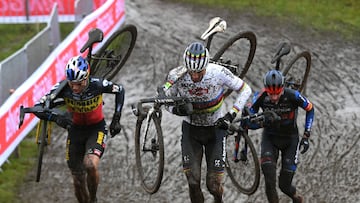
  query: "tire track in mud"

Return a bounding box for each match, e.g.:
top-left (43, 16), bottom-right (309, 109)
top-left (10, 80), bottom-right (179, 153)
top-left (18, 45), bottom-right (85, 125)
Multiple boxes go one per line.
top-left (18, 0), bottom-right (360, 202)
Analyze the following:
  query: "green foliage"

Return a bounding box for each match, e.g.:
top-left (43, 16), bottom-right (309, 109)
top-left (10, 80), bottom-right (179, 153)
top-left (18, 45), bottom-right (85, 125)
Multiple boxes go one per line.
top-left (0, 24), bottom-right (45, 60)
top-left (0, 22), bottom-right (73, 202)
top-left (172, 0), bottom-right (360, 39)
top-left (0, 138), bottom-right (37, 203)
top-left (0, 23), bottom-right (74, 61)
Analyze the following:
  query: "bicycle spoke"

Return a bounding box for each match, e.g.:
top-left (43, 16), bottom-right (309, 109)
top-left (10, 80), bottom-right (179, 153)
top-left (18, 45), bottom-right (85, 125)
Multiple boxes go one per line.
top-left (91, 24), bottom-right (137, 80)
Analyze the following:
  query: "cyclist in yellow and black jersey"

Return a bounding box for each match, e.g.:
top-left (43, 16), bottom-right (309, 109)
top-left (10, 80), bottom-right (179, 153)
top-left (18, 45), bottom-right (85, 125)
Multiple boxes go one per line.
top-left (35, 55), bottom-right (124, 203)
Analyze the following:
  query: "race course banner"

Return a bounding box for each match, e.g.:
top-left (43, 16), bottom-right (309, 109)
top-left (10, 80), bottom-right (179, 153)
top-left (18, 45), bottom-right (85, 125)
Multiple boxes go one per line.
top-left (0, 0), bottom-right (107, 23)
top-left (0, 0), bottom-right (125, 167)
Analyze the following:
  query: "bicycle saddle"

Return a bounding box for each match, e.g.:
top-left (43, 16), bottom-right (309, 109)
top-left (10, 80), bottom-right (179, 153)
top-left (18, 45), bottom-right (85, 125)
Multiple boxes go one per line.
top-left (201, 17), bottom-right (227, 40)
top-left (80, 28), bottom-right (104, 53)
top-left (271, 42), bottom-right (291, 64)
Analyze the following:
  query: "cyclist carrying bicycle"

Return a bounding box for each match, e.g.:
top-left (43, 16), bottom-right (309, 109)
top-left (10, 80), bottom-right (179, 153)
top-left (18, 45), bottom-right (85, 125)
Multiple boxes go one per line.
top-left (161, 42), bottom-right (252, 203)
top-left (34, 55), bottom-right (124, 203)
top-left (247, 70), bottom-right (314, 203)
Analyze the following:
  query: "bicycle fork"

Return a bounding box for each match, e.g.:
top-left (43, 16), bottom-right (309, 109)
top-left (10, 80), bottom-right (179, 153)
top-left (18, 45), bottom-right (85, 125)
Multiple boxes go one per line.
top-left (233, 134), bottom-right (248, 163)
top-left (142, 107), bottom-right (159, 158)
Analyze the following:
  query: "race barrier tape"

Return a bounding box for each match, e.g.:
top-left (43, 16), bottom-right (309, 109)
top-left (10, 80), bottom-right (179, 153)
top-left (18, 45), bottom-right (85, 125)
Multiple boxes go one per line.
top-left (0, 0), bottom-right (126, 167)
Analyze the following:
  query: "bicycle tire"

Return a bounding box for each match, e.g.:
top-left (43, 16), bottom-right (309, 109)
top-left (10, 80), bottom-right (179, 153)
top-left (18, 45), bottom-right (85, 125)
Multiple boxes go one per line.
top-left (212, 31), bottom-right (256, 79)
top-left (36, 120), bottom-right (48, 182)
top-left (225, 130), bottom-right (260, 195)
top-left (90, 24), bottom-right (137, 80)
top-left (134, 111), bottom-right (164, 194)
top-left (282, 51), bottom-right (311, 93)
top-left (212, 31), bottom-right (256, 97)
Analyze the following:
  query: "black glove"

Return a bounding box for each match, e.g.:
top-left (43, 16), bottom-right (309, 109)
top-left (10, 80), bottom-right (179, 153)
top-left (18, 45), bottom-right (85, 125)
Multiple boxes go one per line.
top-left (299, 137), bottom-right (309, 154)
top-left (110, 112), bottom-right (121, 137)
top-left (173, 102), bottom-right (193, 116)
top-left (53, 114), bottom-right (73, 129)
top-left (216, 112), bottom-right (236, 130)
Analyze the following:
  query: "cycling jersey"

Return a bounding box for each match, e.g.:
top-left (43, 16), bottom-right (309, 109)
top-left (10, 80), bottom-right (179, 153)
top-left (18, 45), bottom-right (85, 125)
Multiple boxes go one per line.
top-left (163, 63), bottom-right (252, 126)
top-left (249, 88), bottom-right (314, 134)
top-left (45, 77), bottom-right (124, 126)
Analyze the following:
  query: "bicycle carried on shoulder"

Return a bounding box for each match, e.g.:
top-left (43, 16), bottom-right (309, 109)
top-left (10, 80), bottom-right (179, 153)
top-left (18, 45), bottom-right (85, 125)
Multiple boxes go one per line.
top-left (225, 41), bottom-right (312, 194)
top-left (132, 17), bottom-right (257, 194)
top-left (18, 24), bottom-right (137, 182)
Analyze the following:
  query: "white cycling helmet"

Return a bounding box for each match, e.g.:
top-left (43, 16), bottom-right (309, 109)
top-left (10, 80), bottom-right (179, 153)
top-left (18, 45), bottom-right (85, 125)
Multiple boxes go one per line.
top-left (65, 55), bottom-right (90, 82)
top-left (183, 42), bottom-right (209, 72)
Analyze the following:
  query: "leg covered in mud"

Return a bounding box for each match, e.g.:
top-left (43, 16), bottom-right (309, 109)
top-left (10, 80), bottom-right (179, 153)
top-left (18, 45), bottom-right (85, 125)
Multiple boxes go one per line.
top-left (206, 171), bottom-right (224, 203)
top-left (71, 171), bottom-right (89, 203)
top-left (84, 154), bottom-right (100, 203)
top-left (278, 169), bottom-right (303, 203)
top-left (262, 162), bottom-right (279, 203)
top-left (184, 168), bottom-right (204, 203)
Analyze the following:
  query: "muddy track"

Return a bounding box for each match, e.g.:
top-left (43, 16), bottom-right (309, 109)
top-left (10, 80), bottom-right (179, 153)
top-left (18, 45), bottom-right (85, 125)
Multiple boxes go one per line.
top-left (18, 0), bottom-right (360, 202)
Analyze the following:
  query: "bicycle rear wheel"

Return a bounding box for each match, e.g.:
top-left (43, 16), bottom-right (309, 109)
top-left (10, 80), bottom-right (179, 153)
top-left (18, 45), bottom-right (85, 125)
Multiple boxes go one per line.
top-left (212, 31), bottom-right (256, 97)
top-left (225, 130), bottom-right (260, 195)
top-left (134, 111), bottom-right (164, 194)
top-left (212, 31), bottom-right (256, 79)
top-left (282, 51), bottom-right (311, 93)
top-left (90, 24), bottom-right (137, 80)
top-left (36, 120), bottom-right (48, 182)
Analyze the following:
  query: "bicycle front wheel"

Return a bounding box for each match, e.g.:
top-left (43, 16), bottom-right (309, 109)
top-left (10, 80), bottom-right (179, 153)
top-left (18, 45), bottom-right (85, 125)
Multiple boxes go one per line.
top-left (134, 112), bottom-right (164, 194)
top-left (36, 120), bottom-right (49, 182)
top-left (283, 51), bottom-right (311, 93)
top-left (91, 24), bottom-right (137, 80)
top-left (225, 130), bottom-right (260, 195)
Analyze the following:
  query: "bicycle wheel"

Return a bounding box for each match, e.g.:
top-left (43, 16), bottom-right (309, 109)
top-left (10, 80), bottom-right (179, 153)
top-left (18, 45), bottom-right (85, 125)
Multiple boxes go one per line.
top-left (212, 31), bottom-right (256, 97)
top-left (36, 120), bottom-right (48, 182)
top-left (90, 24), bottom-right (137, 80)
top-left (212, 31), bottom-right (256, 79)
top-left (134, 111), bottom-right (164, 194)
top-left (225, 130), bottom-right (260, 195)
top-left (282, 51), bottom-right (311, 93)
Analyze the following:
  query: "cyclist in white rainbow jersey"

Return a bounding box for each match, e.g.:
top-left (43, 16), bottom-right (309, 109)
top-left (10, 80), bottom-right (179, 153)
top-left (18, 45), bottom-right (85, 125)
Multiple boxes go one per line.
top-left (162, 42), bottom-right (252, 203)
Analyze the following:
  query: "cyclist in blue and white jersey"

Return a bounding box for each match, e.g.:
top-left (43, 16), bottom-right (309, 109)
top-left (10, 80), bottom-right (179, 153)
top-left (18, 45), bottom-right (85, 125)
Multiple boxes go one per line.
top-left (248, 70), bottom-right (315, 203)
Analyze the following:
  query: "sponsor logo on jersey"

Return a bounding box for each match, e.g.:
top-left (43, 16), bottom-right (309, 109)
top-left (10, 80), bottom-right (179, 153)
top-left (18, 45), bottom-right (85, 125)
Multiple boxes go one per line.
top-left (64, 95), bottom-right (102, 113)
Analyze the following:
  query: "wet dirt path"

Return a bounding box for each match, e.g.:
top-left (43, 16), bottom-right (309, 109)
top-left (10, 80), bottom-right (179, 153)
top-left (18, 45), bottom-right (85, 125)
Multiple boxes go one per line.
top-left (18, 0), bottom-right (360, 202)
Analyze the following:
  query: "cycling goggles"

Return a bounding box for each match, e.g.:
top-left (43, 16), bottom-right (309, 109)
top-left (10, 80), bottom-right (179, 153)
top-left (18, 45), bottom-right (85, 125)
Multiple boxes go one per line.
top-left (265, 85), bottom-right (284, 95)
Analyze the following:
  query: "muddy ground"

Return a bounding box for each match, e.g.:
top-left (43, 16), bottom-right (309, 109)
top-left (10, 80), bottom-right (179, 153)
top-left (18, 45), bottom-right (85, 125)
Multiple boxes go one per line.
top-left (17, 0), bottom-right (360, 202)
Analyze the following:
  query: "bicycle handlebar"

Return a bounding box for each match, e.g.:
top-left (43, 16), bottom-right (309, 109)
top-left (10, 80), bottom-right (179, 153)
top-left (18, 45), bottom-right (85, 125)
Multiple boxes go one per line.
top-left (221, 110), bottom-right (281, 133)
top-left (132, 95), bottom-right (189, 117)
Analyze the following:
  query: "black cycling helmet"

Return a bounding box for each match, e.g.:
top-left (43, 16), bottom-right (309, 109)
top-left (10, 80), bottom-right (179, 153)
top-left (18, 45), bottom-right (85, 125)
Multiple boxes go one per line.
top-left (183, 42), bottom-right (209, 72)
top-left (263, 70), bottom-right (284, 94)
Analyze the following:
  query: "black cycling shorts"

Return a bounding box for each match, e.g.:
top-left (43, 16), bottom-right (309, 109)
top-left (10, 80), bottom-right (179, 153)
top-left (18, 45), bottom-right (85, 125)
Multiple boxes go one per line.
top-left (181, 121), bottom-right (226, 173)
top-left (260, 130), bottom-right (299, 171)
top-left (65, 119), bottom-right (107, 173)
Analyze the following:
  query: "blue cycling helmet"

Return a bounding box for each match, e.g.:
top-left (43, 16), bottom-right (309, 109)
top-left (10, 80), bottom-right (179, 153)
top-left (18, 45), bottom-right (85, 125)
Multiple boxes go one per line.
top-left (263, 70), bottom-right (284, 94)
top-left (183, 42), bottom-right (209, 72)
top-left (65, 55), bottom-right (90, 82)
